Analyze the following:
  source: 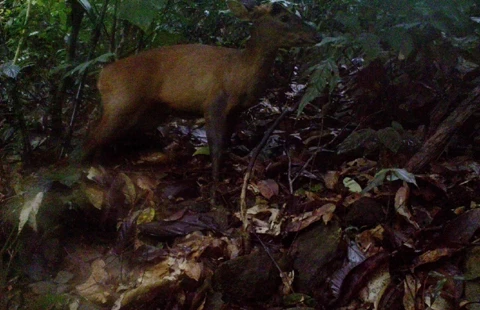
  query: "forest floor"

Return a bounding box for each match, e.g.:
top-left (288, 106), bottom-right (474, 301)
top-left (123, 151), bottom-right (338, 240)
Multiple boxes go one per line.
top-left (1, 60), bottom-right (480, 310)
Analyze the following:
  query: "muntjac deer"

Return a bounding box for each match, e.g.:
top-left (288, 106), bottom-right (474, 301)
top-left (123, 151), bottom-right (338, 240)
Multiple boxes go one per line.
top-left (83, 1), bottom-right (319, 193)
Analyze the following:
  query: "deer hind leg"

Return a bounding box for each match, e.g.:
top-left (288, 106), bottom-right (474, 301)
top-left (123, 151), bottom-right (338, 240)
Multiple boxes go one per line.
top-left (82, 95), bottom-right (150, 162)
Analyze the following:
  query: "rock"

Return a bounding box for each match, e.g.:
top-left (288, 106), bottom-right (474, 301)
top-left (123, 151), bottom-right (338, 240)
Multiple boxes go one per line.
top-left (292, 221), bottom-right (344, 298)
top-left (213, 250), bottom-right (290, 304)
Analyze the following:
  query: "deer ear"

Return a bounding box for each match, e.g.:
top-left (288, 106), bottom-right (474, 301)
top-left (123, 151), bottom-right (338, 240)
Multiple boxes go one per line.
top-left (227, 1), bottom-right (251, 21)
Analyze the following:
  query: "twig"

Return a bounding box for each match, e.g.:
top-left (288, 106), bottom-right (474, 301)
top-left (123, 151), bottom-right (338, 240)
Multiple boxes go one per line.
top-left (239, 99), bottom-right (301, 230)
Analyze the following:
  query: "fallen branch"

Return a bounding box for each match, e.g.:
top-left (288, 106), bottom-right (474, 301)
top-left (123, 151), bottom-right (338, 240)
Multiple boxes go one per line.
top-left (405, 86), bottom-right (480, 173)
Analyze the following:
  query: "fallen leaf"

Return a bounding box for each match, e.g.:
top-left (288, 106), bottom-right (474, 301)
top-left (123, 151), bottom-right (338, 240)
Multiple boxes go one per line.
top-left (84, 185), bottom-right (104, 209)
top-left (257, 179), bottom-right (279, 199)
top-left (324, 171), bottom-right (340, 190)
top-left (119, 173), bottom-right (136, 206)
top-left (135, 152), bottom-right (169, 164)
top-left (18, 191), bottom-right (43, 233)
top-left (286, 203), bottom-right (336, 232)
top-left (412, 248), bottom-right (458, 269)
top-left (395, 184), bottom-right (419, 229)
top-left (76, 259), bottom-right (112, 304)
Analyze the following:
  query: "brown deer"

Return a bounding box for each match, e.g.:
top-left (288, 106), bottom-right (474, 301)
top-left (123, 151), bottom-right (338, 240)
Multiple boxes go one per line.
top-left (83, 1), bottom-right (320, 193)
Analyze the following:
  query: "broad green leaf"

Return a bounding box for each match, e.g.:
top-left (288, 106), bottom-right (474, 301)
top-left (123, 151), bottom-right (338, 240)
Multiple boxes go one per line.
top-left (385, 27), bottom-right (414, 60)
top-left (357, 33), bottom-right (382, 61)
top-left (298, 58), bottom-right (339, 114)
top-left (362, 168), bottom-right (417, 193)
top-left (1, 61), bottom-right (21, 78)
top-left (362, 170), bottom-right (389, 194)
top-left (343, 177), bottom-right (362, 193)
top-left (386, 168), bottom-right (418, 186)
top-left (377, 127), bottom-right (402, 154)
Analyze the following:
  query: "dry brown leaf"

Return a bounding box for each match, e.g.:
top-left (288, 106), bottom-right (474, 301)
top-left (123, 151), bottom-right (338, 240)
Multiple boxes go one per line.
top-left (119, 173), bottom-right (136, 206)
top-left (135, 175), bottom-right (157, 191)
top-left (403, 275), bottom-right (420, 310)
top-left (114, 257), bottom-right (175, 308)
top-left (257, 179), bottom-right (279, 199)
top-left (395, 184), bottom-right (419, 229)
top-left (412, 248), bottom-right (457, 269)
top-left (358, 264), bottom-right (390, 308)
top-left (324, 171), bottom-right (340, 189)
top-left (182, 260), bottom-right (203, 281)
top-left (245, 205), bottom-right (282, 236)
top-left (86, 166), bottom-right (106, 183)
top-left (135, 152), bottom-right (169, 164)
top-left (76, 259), bottom-right (112, 304)
top-left (356, 225), bottom-right (384, 254)
top-left (343, 193), bottom-right (363, 207)
top-left (286, 203), bottom-right (336, 232)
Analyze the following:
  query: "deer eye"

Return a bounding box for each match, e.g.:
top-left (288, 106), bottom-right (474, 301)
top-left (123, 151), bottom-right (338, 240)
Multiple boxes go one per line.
top-left (280, 15), bottom-right (290, 23)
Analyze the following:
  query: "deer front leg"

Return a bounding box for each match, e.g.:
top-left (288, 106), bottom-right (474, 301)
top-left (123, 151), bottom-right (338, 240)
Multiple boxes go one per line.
top-left (205, 92), bottom-right (232, 202)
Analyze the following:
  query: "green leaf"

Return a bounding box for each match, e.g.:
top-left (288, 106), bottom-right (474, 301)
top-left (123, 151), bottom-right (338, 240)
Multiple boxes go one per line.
top-left (335, 11), bottom-right (360, 33)
top-left (337, 129), bottom-right (376, 154)
top-left (376, 127), bottom-right (402, 154)
top-left (385, 27), bottom-right (415, 60)
top-left (298, 58), bottom-right (339, 114)
top-left (67, 52), bottom-right (115, 76)
top-left (343, 177), bottom-right (362, 193)
top-left (362, 168), bottom-right (417, 193)
top-left (118, 0), bottom-right (163, 32)
top-left (386, 168), bottom-right (418, 186)
top-left (77, 0), bottom-right (97, 23)
top-left (317, 36), bottom-right (349, 48)
top-left (193, 146), bottom-right (210, 156)
top-left (45, 166), bottom-right (82, 188)
top-left (77, 0), bottom-right (93, 13)
top-left (357, 33), bottom-right (382, 61)
top-left (0, 61), bottom-right (21, 78)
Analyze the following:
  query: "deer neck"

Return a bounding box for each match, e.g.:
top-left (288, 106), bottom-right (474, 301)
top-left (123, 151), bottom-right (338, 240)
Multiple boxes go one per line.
top-left (241, 31), bottom-right (279, 83)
